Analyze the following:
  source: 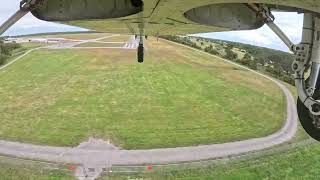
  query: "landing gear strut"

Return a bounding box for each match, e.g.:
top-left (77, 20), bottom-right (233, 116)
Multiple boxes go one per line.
top-left (136, 1), bottom-right (145, 63)
top-left (0, 0), bottom-right (42, 35)
top-left (249, 4), bottom-right (320, 140)
top-left (295, 14), bottom-right (320, 141)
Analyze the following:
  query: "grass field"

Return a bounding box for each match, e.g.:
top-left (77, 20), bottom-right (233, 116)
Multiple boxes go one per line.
top-left (1, 42), bottom-right (47, 67)
top-left (0, 164), bottom-right (71, 180)
top-left (0, 36), bottom-right (285, 149)
top-left (106, 101), bottom-right (313, 180)
top-left (104, 141), bottom-right (320, 180)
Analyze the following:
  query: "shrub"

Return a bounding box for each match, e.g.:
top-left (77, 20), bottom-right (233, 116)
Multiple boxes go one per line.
top-left (224, 48), bottom-right (237, 61)
top-left (0, 54), bottom-right (8, 65)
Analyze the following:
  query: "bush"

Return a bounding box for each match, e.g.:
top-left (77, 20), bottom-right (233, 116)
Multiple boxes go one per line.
top-left (0, 41), bottom-right (21, 66)
top-left (0, 54), bottom-right (8, 65)
top-left (280, 74), bottom-right (295, 85)
top-left (210, 49), bottom-right (219, 55)
top-left (249, 61), bottom-right (257, 70)
top-left (224, 48), bottom-right (237, 60)
top-left (5, 42), bottom-right (21, 52)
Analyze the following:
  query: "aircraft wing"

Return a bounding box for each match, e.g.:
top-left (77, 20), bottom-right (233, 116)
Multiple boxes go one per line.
top-left (28, 0), bottom-right (320, 36)
top-left (4, 0), bottom-right (320, 143)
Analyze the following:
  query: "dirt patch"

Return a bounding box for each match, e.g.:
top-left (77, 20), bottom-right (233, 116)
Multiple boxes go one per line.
top-left (77, 137), bottom-right (120, 150)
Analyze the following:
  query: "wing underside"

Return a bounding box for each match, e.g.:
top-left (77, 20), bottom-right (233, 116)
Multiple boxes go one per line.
top-left (30, 0), bottom-right (320, 36)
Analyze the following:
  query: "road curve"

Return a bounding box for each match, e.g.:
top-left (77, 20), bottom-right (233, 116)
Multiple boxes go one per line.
top-left (0, 39), bottom-right (297, 168)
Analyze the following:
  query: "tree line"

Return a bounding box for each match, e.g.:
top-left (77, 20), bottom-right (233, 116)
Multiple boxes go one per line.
top-left (161, 35), bottom-right (295, 85)
top-left (0, 39), bottom-right (21, 65)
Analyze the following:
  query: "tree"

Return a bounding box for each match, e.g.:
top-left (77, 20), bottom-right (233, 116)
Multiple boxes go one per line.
top-left (225, 43), bottom-right (234, 49)
top-left (0, 54), bottom-right (8, 65)
top-left (0, 41), bottom-right (21, 65)
top-left (249, 60), bottom-right (258, 70)
top-left (255, 57), bottom-right (265, 65)
top-left (204, 45), bottom-right (213, 53)
top-left (224, 48), bottom-right (238, 61)
top-left (238, 53), bottom-right (251, 66)
top-left (243, 53), bottom-right (251, 61)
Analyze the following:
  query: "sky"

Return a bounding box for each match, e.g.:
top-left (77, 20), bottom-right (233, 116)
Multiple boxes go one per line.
top-left (0, 0), bottom-right (303, 52)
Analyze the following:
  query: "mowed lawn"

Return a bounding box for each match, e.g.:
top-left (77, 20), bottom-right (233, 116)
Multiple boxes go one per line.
top-left (0, 36), bottom-right (285, 149)
top-left (0, 165), bottom-right (71, 180)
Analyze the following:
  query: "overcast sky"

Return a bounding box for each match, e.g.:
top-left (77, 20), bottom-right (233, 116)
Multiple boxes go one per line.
top-left (0, 0), bottom-right (303, 52)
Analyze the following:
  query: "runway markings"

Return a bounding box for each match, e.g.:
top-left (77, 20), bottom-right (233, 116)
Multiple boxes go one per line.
top-left (123, 36), bottom-right (139, 49)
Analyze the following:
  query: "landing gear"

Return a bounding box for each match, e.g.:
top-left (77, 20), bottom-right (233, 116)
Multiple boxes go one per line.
top-left (137, 43), bottom-right (144, 63)
top-left (298, 91), bottom-right (320, 141)
top-left (136, 10), bottom-right (146, 63)
top-left (136, 2), bottom-right (145, 63)
top-left (249, 4), bottom-right (320, 141)
top-left (136, 33), bottom-right (145, 63)
top-left (293, 14), bottom-right (320, 140)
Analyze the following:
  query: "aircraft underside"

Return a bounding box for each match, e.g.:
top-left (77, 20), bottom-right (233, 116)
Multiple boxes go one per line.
top-left (1, 0), bottom-right (320, 141)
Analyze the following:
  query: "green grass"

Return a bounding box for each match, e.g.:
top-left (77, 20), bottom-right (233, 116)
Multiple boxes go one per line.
top-left (104, 82), bottom-right (312, 180)
top-left (0, 155), bottom-right (73, 180)
top-left (1, 43), bottom-right (48, 66)
top-left (0, 37), bottom-right (285, 149)
top-left (104, 141), bottom-right (320, 180)
top-left (0, 164), bottom-right (72, 180)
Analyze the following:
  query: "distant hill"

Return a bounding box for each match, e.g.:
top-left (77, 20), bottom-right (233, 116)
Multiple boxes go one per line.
top-left (8, 31), bottom-right (95, 38)
top-left (161, 35), bottom-right (295, 85)
top-left (195, 36), bottom-right (294, 72)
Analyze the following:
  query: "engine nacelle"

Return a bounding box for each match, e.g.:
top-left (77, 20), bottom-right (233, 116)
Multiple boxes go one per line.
top-left (184, 3), bottom-right (264, 31)
top-left (31, 0), bottom-right (143, 21)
